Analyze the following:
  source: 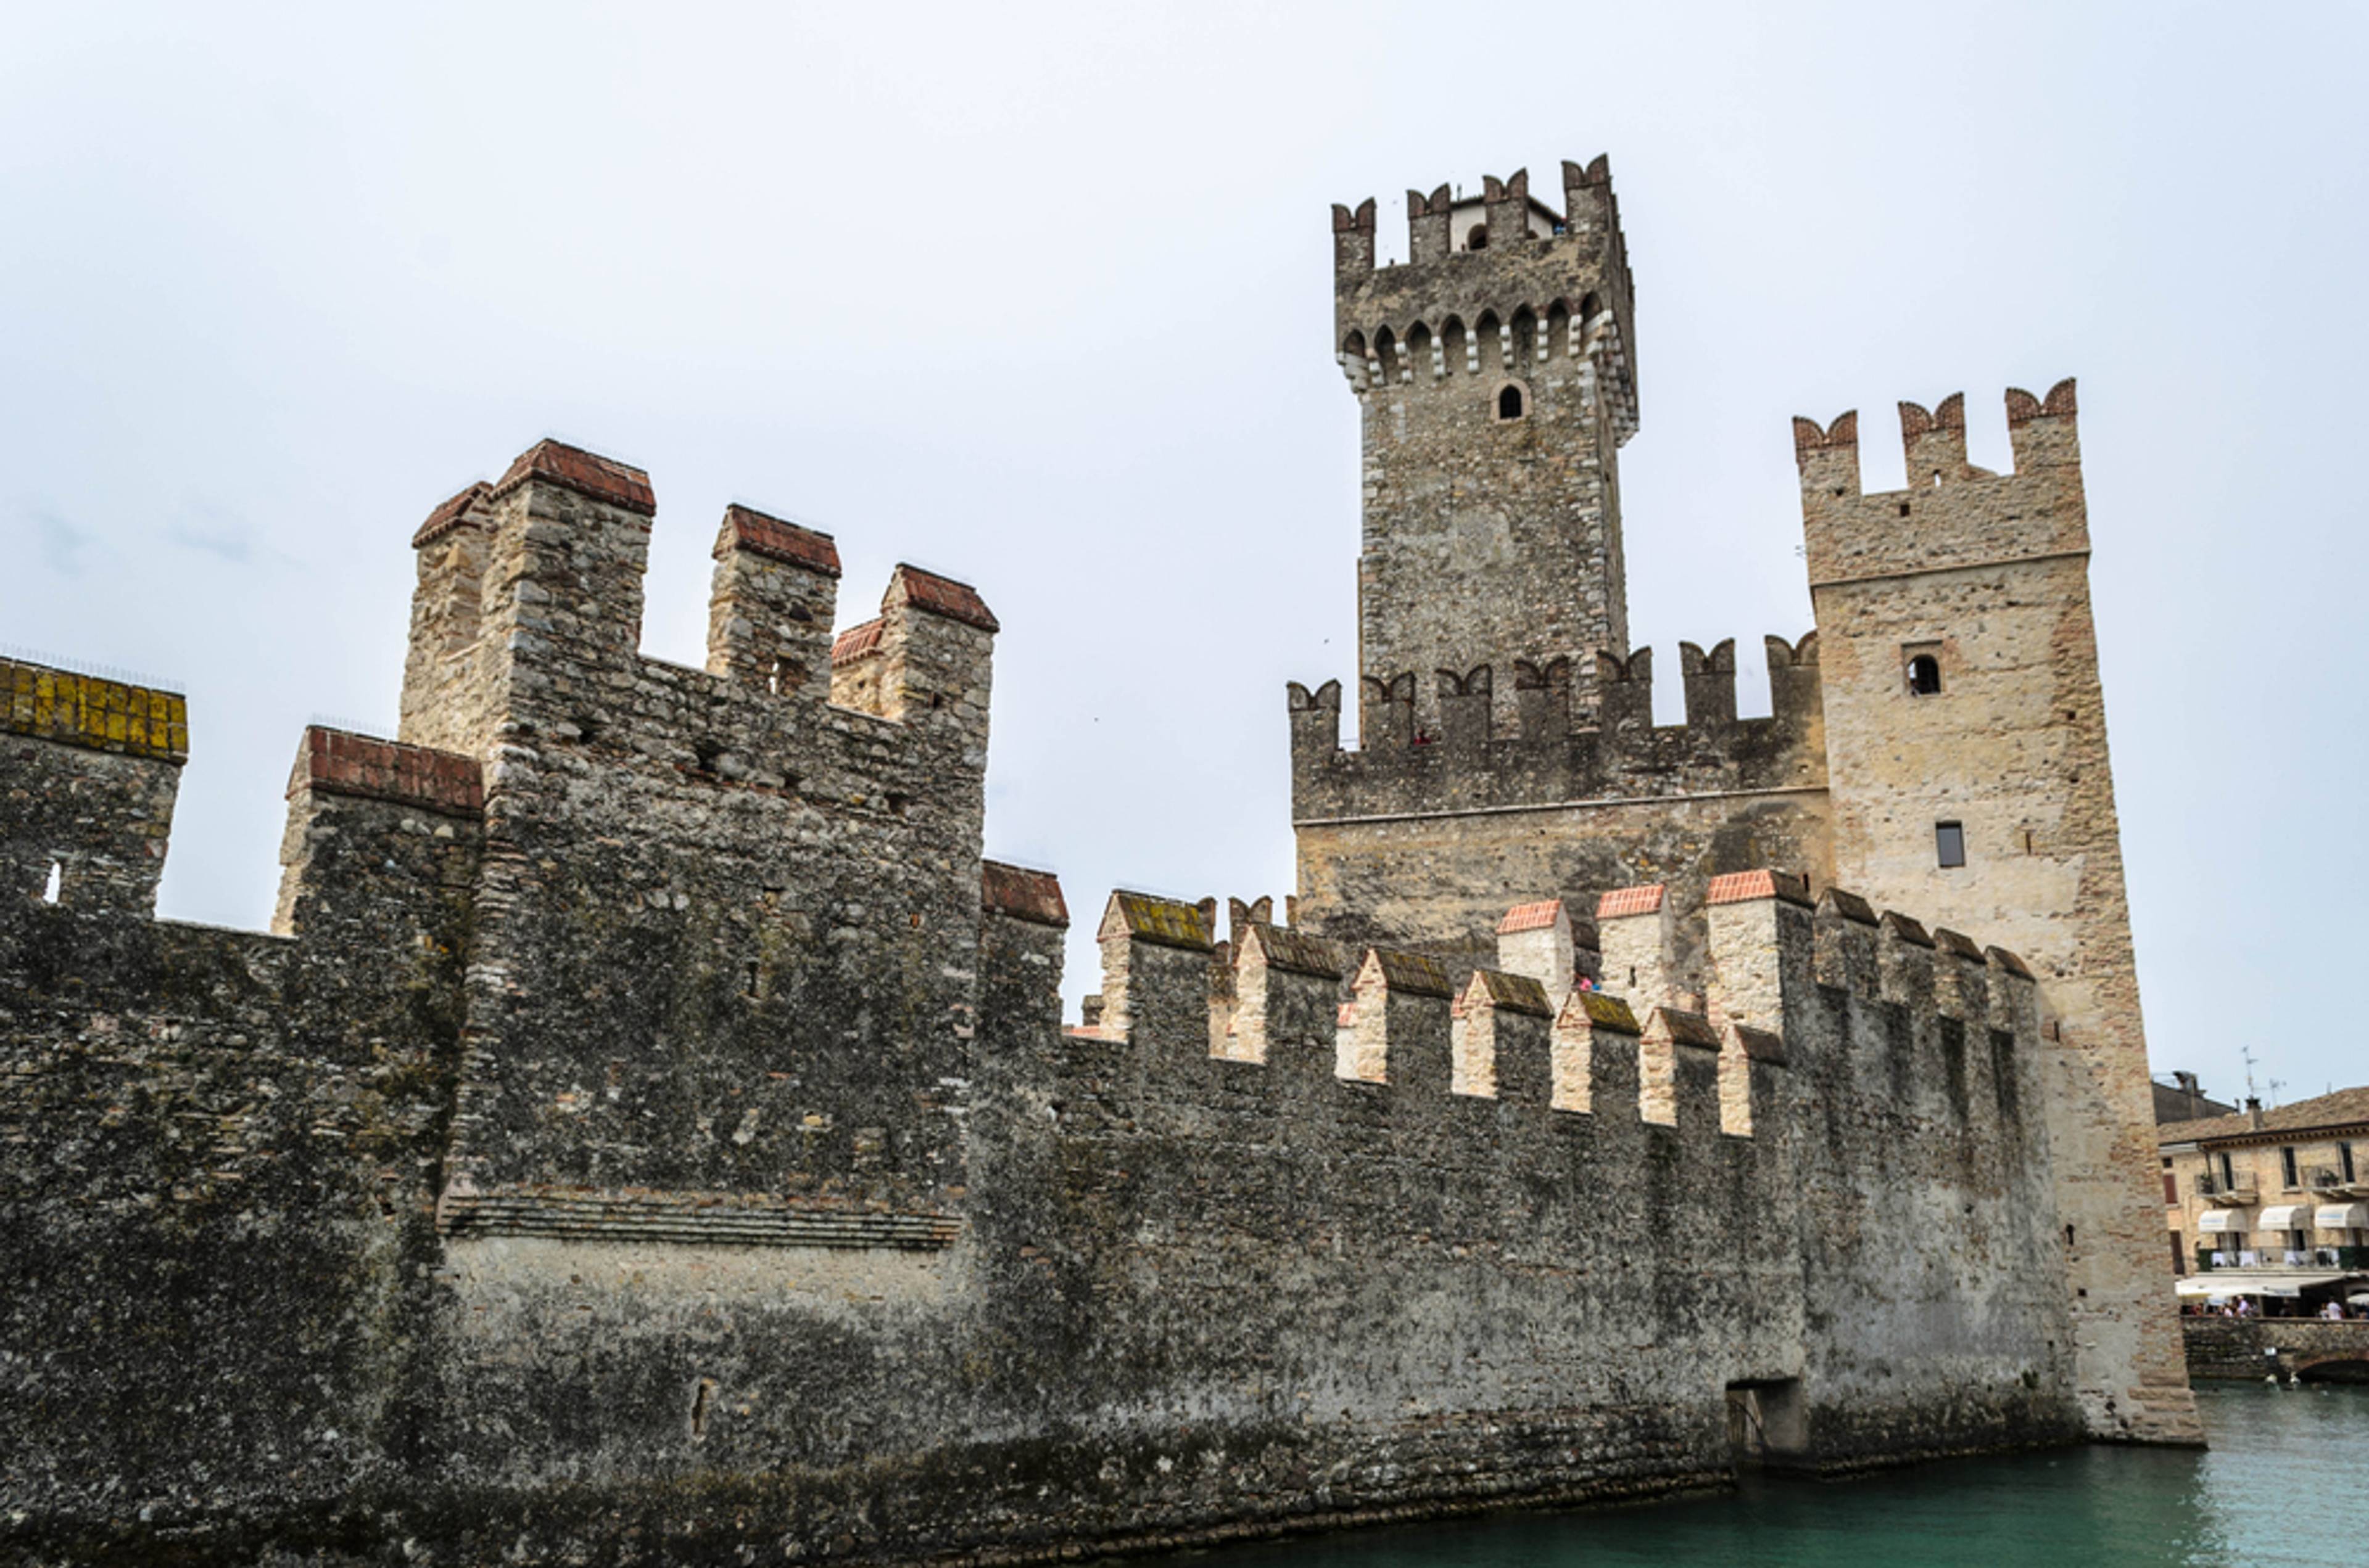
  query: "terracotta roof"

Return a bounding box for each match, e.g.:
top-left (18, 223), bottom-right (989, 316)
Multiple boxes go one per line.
top-left (2159, 1086), bottom-right (2369, 1145)
top-left (490, 439), bottom-right (655, 516)
top-left (1497, 899), bottom-right (1565, 935)
top-left (891, 564), bottom-right (999, 633)
top-left (981, 860), bottom-right (1067, 928)
top-left (831, 619), bottom-right (884, 665)
top-left (1650, 1007), bottom-right (1723, 1049)
top-left (1242, 923), bottom-right (1344, 979)
top-left (1568, 991), bottom-right (1641, 1036)
top-left (1362, 948), bottom-right (1453, 999)
top-left (289, 726), bottom-right (482, 817)
top-left (1465, 968), bottom-right (1552, 1018)
top-left (1819, 888), bottom-right (1879, 926)
top-left (1596, 884), bottom-right (1665, 919)
top-left (716, 505), bottom-right (840, 576)
top-left (1731, 1023), bottom-right (1787, 1064)
top-left (1706, 869), bottom-right (1811, 907)
top-left (411, 481), bottom-right (490, 548)
top-left (1102, 891), bottom-right (1212, 951)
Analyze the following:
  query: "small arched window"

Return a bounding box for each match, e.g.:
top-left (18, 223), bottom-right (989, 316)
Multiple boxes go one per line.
top-left (41, 860), bottom-right (62, 904)
top-left (1906, 654), bottom-right (1941, 695)
top-left (1465, 224), bottom-right (1489, 251)
top-left (1497, 384), bottom-right (1525, 420)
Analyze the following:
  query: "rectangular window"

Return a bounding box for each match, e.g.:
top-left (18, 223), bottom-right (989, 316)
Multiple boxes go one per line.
top-left (2344, 1142), bottom-right (2357, 1184)
top-left (2163, 1170), bottom-right (2178, 1204)
top-left (2283, 1147), bottom-right (2301, 1188)
top-left (2218, 1151), bottom-right (2235, 1188)
top-left (1935, 821), bottom-right (1966, 869)
top-left (2171, 1232), bottom-right (2185, 1272)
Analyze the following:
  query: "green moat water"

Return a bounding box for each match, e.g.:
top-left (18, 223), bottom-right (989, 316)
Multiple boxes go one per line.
top-left (1156, 1385), bottom-right (2369, 1567)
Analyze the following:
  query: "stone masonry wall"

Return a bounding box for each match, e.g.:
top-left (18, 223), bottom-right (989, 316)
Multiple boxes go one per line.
top-left (2, 602), bottom-right (2086, 1565)
top-left (1, 659), bottom-right (188, 914)
top-left (1334, 160), bottom-right (1639, 735)
top-left (0, 725), bottom-right (482, 1559)
top-left (2181, 1316), bottom-right (2369, 1380)
top-left (1801, 386), bottom-right (2199, 1444)
top-left (1290, 637), bottom-right (1830, 976)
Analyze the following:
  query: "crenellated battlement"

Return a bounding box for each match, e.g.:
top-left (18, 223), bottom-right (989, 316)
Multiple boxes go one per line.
top-left (1074, 873), bottom-right (2040, 1180)
top-left (1795, 380), bottom-right (2086, 587)
top-left (1289, 632), bottom-right (1824, 825)
top-left (0, 152), bottom-right (2185, 1562)
top-left (1333, 158), bottom-right (1638, 444)
top-left (1, 656), bottom-right (189, 913)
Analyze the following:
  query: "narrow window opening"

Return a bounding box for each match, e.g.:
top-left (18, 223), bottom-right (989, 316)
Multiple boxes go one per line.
top-left (1497, 384), bottom-right (1525, 419)
top-left (690, 1377), bottom-right (717, 1440)
top-left (2283, 1147), bottom-right (2300, 1188)
top-left (1931, 471), bottom-right (1942, 487)
top-left (692, 738), bottom-right (724, 776)
top-left (741, 961), bottom-right (761, 1001)
top-left (2218, 1151), bottom-right (2236, 1187)
top-left (767, 658), bottom-right (783, 695)
top-left (887, 792), bottom-right (909, 817)
top-left (2064, 1223), bottom-right (2076, 1248)
top-left (2024, 830), bottom-right (2035, 855)
top-left (2342, 1142), bottom-right (2357, 1183)
top-left (41, 860), bottom-right (62, 904)
top-left (1935, 820), bottom-right (1966, 869)
top-left (1465, 223), bottom-right (1489, 251)
top-left (1898, 501), bottom-right (1911, 518)
top-left (1906, 654), bottom-right (1941, 696)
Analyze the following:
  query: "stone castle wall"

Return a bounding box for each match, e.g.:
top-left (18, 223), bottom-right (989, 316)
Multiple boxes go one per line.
top-left (0, 149), bottom-right (2197, 1561)
top-left (1288, 635), bottom-right (1830, 975)
top-left (1800, 386), bottom-right (2197, 1443)
top-left (1333, 161), bottom-right (1638, 735)
top-left (2, 435), bottom-right (2094, 1564)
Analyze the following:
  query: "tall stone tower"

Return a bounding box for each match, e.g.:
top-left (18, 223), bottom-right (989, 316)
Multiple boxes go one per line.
top-left (1333, 160), bottom-right (1638, 738)
top-left (1798, 385), bottom-right (2201, 1444)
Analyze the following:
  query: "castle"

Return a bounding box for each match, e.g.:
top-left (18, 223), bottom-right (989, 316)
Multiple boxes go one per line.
top-left (0, 156), bottom-right (2196, 1567)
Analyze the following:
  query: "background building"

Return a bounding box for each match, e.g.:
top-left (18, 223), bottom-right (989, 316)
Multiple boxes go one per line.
top-left (2161, 1086), bottom-right (2369, 1274)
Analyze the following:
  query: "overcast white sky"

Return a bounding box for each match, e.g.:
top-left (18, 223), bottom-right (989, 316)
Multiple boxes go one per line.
top-left (4, 2), bottom-right (2363, 1106)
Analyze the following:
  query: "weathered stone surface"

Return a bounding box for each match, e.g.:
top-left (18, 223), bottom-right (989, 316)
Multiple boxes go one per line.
top-left (1295, 168), bottom-right (2196, 1452)
top-left (0, 155), bottom-right (2196, 1567)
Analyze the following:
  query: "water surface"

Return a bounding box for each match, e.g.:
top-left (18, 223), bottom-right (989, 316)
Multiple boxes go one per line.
top-left (1153, 1385), bottom-right (2367, 1567)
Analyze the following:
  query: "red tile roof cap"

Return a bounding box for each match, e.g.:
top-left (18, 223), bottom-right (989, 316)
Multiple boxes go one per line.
top-left (717, 505), bottom-right (841, 577)
top-left (1497, 898), bottom-right (1565, 935)
top-left (290, 726), bottom-right (483, 817)
top-left (831, 619), bottom-right (885, 666)
top-left (490, 439), bottom-right (656, 517)
top-left (412, 482), bottom-right (490, 549)
top-left (891, 564), bottom-right (999, 633)
top-left (1706, 869), bottom-right (1812, 907)
top-left (1596, 884), bottom-right (1666, 919)
top-left (982, 860), bottom-right (1068, 928)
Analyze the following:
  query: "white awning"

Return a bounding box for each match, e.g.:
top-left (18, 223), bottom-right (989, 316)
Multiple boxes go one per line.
top-left (2197, 1208), bottom-right (2249, 1233)
top-left (2258, 1204), bottom-right (2312, 1231)
top-left (2317, 1203), bottom-right (2369, 1230)
top-left (2176, 1271), bottom-right (2352, 1299)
